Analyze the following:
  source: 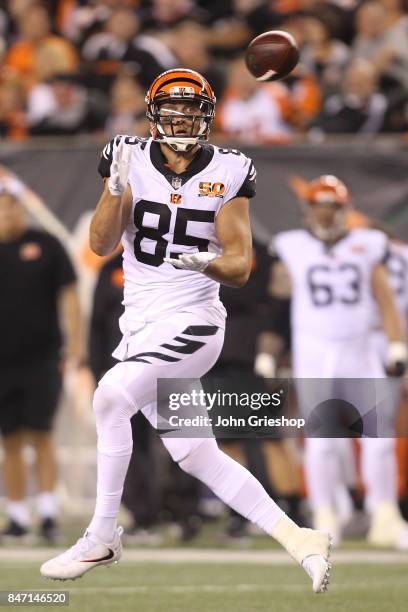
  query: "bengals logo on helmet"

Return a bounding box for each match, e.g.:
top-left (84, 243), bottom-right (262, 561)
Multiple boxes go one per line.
top-left (146, 69), bottom-right (216, 108)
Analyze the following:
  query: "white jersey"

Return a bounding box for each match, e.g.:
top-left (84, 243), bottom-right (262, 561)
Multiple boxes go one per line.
top-left (273, 228), bottom-right (388, 341)
top-left (98, 136), bottom-right (256, 333)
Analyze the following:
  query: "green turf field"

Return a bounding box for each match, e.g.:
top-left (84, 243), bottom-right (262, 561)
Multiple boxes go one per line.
top-left (0, 558), bottom-right (407, 612)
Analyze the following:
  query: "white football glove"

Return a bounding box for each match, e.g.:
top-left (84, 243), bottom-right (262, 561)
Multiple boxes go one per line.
top-left (254, 353), bottom-right (277, 378)
top-left (386, 341), bottom-right (408, 377)
top-left (0, 176), bottom-right (24, 198)
top-left (164, 252), bottom-right (218, 272)
top-left (108, 136), bottom-right (132, 196)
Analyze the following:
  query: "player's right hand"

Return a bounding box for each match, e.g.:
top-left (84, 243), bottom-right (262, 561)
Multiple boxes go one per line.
top-left (254, 353), bottom-right (276, 378)
top-left (108, 136), bottom-right (132, 197)
top-left (385, 341), bottom-right (408, 377)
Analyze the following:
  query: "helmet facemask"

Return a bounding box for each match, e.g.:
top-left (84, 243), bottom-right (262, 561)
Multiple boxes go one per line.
top-left (303, 176), bottom-right (351, 242)
top-left (305, 201), bottom-right (348, 242)
top-left (147, 95), bottom-right (215, 152)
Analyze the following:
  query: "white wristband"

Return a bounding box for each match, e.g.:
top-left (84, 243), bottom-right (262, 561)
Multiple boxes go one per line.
top-left (387, 341), bottom-right (408, 366)
top-left (108, 177), bottom-right (124, 197)
top-left (254, 353), bottom-right (276, 378)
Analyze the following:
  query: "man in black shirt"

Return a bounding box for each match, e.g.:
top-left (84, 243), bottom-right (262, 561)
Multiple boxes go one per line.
top-left (0, 184), bottom-right (82, 542)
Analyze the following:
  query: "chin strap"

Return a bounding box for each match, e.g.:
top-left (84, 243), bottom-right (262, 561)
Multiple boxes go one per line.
top-left (161, 137), bottom-right (199, 152)
top-left (310, 221), bottom-right (346, 242)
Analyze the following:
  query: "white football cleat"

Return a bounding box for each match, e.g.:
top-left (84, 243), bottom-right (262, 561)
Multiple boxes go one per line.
top-left (272, 516), bottom-right (332, 593)
top-left (302, 553), bottom-right (332, 593)
top-left (40, 527), bottom-right (123, 580)
top-left (368, 502), bottom-right (408, 549)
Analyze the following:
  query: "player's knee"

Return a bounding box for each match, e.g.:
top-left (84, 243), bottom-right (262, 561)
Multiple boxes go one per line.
top-left (160, 436), bottom-right (212, 464)
top-left (361, 437), bottom-right (395, 455)
top-left (178, 438), bottom-right (220, 476)
top-left (305, 437), bottom-right (337, 455)
top-left (93, 384), bottom-right (132, 429)
top-left (93, 385), bottom-right (113, 422)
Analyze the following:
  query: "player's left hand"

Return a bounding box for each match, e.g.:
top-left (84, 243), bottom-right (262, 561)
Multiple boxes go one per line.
top-left (385, 341), bottom-right (408, 377)
top-left (164, 252), bottom-right (218, 272)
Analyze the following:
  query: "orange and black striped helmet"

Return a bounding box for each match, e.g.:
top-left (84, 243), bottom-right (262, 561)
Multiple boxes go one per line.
top-left (306, 175), bottom-right (351, 207)
top-left (303, 175), bottom-right (351, 241)
top-left (145, 68), bottom-right (216, 152)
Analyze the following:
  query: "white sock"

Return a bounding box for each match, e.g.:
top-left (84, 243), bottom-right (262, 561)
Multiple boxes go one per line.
top-left (88, 451), bottom-right (130, 542)
top-left (88, 385), bottom-right (134, 543)
top-left (36, 492), bottom-right (58, 520)
top-left (7, 500), bottom-right (31, 528)
top-left (228, 473), bottom-right (285, 534)
top-left (333, 483), bottom-right (354, 525)
top-left (361, 437), bottom-right (397, 513)
top-left (304, 438), bottom-right (343, 511)
top-left (178, 439), bottom-right (284, 535)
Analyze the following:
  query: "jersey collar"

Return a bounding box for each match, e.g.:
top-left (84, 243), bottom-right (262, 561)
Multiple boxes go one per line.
top-left (306, 227), bottom-right (350, 250)
top-left (149, 141), bottom-right (214, 187)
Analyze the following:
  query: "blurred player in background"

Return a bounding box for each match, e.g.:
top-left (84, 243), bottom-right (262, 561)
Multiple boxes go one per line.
top-left (41, 68), bottom-right (332, 593)
top-left (367, 227), bottom-right (408, 545)
top-left (271, 175), bottom-right (408, 547)
top-left (0, 178), bottom-right (84, 543)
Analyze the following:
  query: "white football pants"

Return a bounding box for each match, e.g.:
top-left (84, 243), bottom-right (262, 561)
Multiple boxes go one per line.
top-left (293, 331), bottom-right (399, 517)
top-left (89, 311), bottom-right (286, 541)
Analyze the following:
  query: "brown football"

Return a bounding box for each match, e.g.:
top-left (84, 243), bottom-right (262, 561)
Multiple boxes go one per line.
top-left (245, 30), bottom-right (299, 81)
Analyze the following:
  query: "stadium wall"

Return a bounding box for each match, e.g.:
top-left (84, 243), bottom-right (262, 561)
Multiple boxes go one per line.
top-left (1, 138), bottom-right (408, 240)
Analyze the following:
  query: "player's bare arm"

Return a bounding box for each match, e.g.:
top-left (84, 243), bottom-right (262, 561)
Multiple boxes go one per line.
top-left (372, 263), bottom-right (405, 342)
top-left (165, 196), bottom-right (252, 286)
top-left (205, 196), bottom-right (252, 288)
top-left (255, 260), bottom-right (292, 377)
top-left (372, 262), bottom-right (407, 372)
top-left (90, 182), bottom-right (132, 256)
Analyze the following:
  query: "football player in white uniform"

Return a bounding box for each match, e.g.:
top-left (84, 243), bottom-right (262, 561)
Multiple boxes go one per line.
top-left (366, 236), bottom-right (408, 546)
top-left (41, 69), bottom-right (332, 592)
top-left (272, 175), bottom-right (408, 547)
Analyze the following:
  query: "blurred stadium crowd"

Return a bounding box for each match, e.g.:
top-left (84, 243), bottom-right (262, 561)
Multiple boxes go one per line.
top-left (1, 0), bottom-right (408, 141)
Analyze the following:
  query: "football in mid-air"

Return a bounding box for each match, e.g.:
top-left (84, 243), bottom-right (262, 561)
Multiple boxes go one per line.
top-left (245, 30), bottom-right (299, 82)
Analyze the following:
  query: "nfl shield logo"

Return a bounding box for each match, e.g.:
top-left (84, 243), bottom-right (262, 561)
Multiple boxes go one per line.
top-left (172, 177), bottom-right (182, 190)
